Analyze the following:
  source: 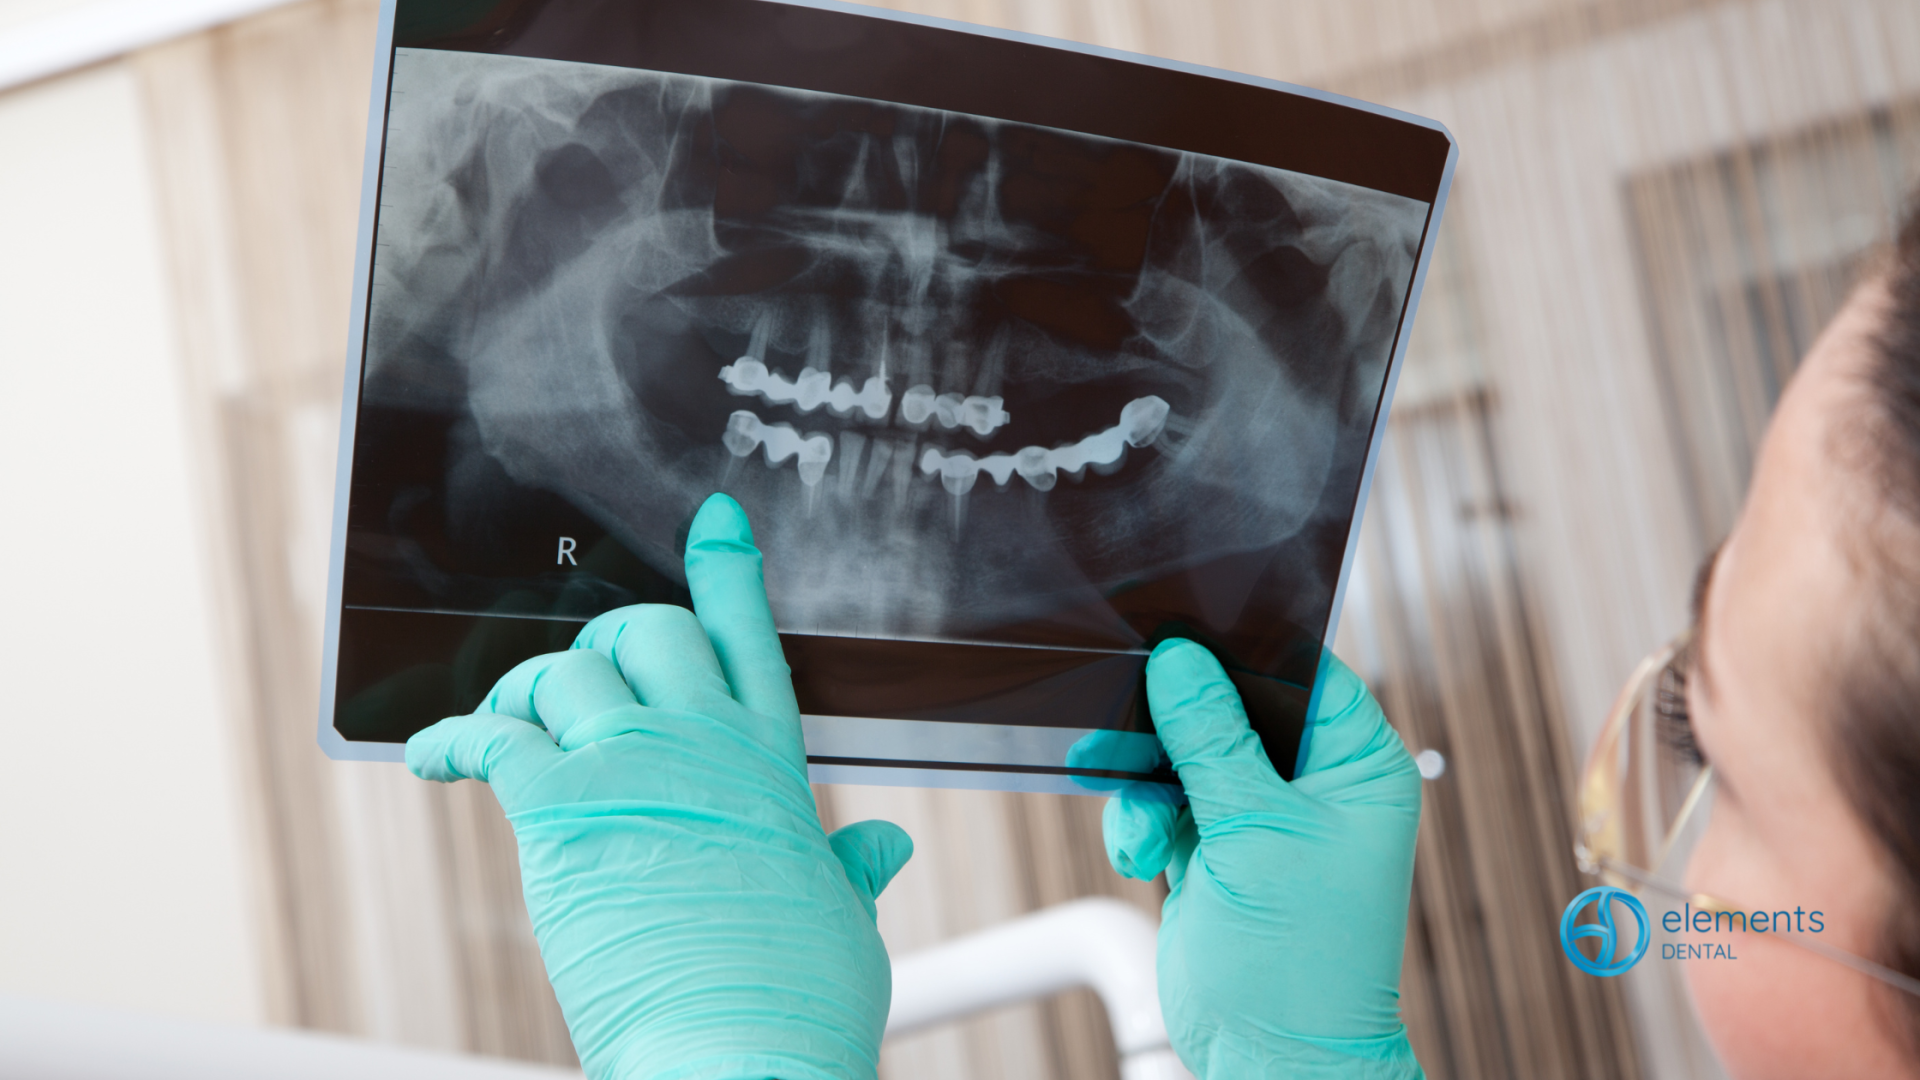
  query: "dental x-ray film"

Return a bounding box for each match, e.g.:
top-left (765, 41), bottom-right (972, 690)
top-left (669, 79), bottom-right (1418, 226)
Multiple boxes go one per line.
top-left (319, 0), bottom-right (1457, 797)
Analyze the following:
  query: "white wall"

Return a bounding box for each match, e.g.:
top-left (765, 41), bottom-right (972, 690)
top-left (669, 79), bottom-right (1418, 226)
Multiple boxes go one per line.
top-left (0, 0), bottom-right (94, 34)
top-left (0, 61), bottom-right (265, 1025)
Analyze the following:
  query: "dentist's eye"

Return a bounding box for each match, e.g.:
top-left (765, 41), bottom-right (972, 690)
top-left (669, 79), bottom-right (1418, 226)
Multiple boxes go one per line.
top-left (1655, 647), bottom-right (1705, 767)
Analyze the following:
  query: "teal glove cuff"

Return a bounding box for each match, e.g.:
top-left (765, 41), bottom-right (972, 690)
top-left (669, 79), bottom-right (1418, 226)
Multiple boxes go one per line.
top-left (1187, 1028), bottom-right (1424, 1080)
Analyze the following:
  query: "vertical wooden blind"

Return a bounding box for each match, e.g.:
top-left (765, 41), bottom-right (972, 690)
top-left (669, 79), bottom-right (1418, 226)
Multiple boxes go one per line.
top-left (125, 0), bottom-right (1920, 1077)
top-left (1337, 215), bottom-right (1641, 1079)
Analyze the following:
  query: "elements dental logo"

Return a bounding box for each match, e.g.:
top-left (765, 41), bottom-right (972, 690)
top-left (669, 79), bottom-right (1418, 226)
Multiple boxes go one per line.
top-left (1560, 886), bottom-right (1651, 976)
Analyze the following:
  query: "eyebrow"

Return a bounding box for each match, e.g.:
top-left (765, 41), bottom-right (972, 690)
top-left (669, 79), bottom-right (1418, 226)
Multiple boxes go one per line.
top-left (1690, 544), bottom-right (1724, 704)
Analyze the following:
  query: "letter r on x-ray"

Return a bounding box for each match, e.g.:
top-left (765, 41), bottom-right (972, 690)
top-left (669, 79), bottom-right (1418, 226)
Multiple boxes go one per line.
top-left (557, 536), bottom-right (578, 566)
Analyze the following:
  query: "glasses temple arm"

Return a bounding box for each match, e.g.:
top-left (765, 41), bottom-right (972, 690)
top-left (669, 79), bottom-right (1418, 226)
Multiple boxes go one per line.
top-left (1654, 764), bottom-right (1714, 869)
top-left (1593, 857), bottom-right (1920, 998)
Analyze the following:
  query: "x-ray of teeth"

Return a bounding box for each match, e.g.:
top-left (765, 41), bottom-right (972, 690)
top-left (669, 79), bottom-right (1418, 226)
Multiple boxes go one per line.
top-left (359, 47), bottom-right (1427, 642)
top-left (326, 1), bottom-right (1453, 792)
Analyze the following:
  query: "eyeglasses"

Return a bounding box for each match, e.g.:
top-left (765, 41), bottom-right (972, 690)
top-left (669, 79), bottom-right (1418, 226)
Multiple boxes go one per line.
top-left (1574, 628), bottom-right (1920, 997)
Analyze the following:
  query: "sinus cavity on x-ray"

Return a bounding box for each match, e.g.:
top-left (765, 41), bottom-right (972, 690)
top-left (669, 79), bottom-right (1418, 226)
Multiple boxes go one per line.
top-left (324, 4), bottom-right (1449, 796)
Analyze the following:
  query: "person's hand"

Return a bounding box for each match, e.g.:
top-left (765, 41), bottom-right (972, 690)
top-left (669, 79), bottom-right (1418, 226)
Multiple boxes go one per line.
top-left (1104, 640), bottom-right (1423, 1079)
top-left (407, 493), bottom-right (911, 1080)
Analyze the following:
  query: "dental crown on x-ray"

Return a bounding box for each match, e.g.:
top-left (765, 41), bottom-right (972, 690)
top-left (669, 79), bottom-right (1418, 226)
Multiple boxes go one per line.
top-left (917, 396), bottom-right (1171, 494)
top-left (719, 358), bottom-right (1012, 436)
top-left (718, 355), bottom-right (1172, 495)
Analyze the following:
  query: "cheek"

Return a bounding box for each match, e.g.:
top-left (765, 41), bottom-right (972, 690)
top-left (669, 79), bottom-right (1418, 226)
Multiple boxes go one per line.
top-left (1685, 942), bottom-right (1798, 1080)
top-left (1681, 821), bottom-right (1795, 1079)
top-left (1683, 929), bottom-right (1901, 1080)
top-left (1679, 816), bottom-right (1906, 1079)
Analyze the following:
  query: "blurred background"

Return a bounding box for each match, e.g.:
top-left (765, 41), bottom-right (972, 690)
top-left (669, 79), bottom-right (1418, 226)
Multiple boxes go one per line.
top-left (2, 0), bottom-right (1916, 1077)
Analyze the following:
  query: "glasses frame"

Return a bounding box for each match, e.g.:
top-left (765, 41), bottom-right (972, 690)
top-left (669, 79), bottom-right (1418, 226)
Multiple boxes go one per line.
top-left (1574, 630), bottom-right (1920, 998)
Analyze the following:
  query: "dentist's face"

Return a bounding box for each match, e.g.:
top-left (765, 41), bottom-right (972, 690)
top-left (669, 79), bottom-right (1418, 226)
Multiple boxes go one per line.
top-left (1682, 280), bottom-right (1919, 1079)
top-left (364, 50), bottom-right (1424, 660)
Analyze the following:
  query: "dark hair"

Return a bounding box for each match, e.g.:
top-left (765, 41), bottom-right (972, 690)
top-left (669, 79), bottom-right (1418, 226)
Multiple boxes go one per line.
top-left (1840, 190), bottom-right (1920, 1050)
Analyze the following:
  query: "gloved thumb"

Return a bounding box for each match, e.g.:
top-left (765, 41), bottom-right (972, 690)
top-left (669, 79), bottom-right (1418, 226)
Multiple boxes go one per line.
top-left (1145, 639), bottom-right (1288, 827)
top-left (828, 819), bottom-right (914, 921)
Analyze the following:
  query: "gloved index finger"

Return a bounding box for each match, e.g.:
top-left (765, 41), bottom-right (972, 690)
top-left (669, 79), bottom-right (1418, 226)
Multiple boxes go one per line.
top-left (406, 713), bottom-right (560, 813)
top-left (1145, 639), bottom-right (1294, 826)
top-left (684, 493), bottom-right (801, 726)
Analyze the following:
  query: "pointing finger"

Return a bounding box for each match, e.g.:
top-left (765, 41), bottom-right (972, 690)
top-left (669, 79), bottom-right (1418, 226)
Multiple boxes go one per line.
top-left (684, 494), bottom-right (801, 727)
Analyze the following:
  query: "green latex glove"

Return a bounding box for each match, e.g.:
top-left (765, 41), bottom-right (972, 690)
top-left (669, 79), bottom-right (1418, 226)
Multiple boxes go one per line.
top-left (1104, 640), bottom-right (1424, 1079)
top-left (407, 494), bottom-right (912, 1080)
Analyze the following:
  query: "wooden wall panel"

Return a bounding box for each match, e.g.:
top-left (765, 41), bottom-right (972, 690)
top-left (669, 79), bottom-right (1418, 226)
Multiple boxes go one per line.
top-left (137, 0), bottom-right (583, 1060)
top-left (137, 4), bottom-right (375, 1032)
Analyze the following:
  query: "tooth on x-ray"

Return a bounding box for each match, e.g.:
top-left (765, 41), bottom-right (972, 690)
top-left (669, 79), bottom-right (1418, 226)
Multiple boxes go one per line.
top-left (898, 384), bottom-right (1010, 436)
top-left (723, 410), bottom-right (834, 486)
top-left (860, 438), bottom-right (895, 499)
top-left (1116, 396), bottom-right (1172, 449)
top-left (719, 357), bottom-right (893, 420)
top-left (917, 395), bottom-right (1172, 493)
top-left (836, 430), bottom-right (867, 500)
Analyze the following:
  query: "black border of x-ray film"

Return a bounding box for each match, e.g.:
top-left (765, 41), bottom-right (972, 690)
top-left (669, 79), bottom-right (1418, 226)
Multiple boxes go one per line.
top-left (317, 0), bottom-right (1459, 797)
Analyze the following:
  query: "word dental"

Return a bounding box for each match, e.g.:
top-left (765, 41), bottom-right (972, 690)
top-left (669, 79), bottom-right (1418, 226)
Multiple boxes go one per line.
top-left (1660, 903), bottom-right (1825, 961)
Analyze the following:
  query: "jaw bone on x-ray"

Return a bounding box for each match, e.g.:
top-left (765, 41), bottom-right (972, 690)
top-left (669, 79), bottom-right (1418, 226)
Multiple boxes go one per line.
top-left (331, 12), bottom-right (1443, 795)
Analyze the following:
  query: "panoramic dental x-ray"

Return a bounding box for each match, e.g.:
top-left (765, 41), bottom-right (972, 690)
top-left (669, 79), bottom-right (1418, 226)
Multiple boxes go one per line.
top-left (323, 2), bottom-right (1449, 795)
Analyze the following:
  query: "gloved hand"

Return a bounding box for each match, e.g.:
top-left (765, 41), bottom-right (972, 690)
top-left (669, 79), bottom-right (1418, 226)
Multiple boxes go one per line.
top-left (407, 493), bottom-right (912, 1080)
top-left (1104, 640), bottom-right (1423, 1079)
